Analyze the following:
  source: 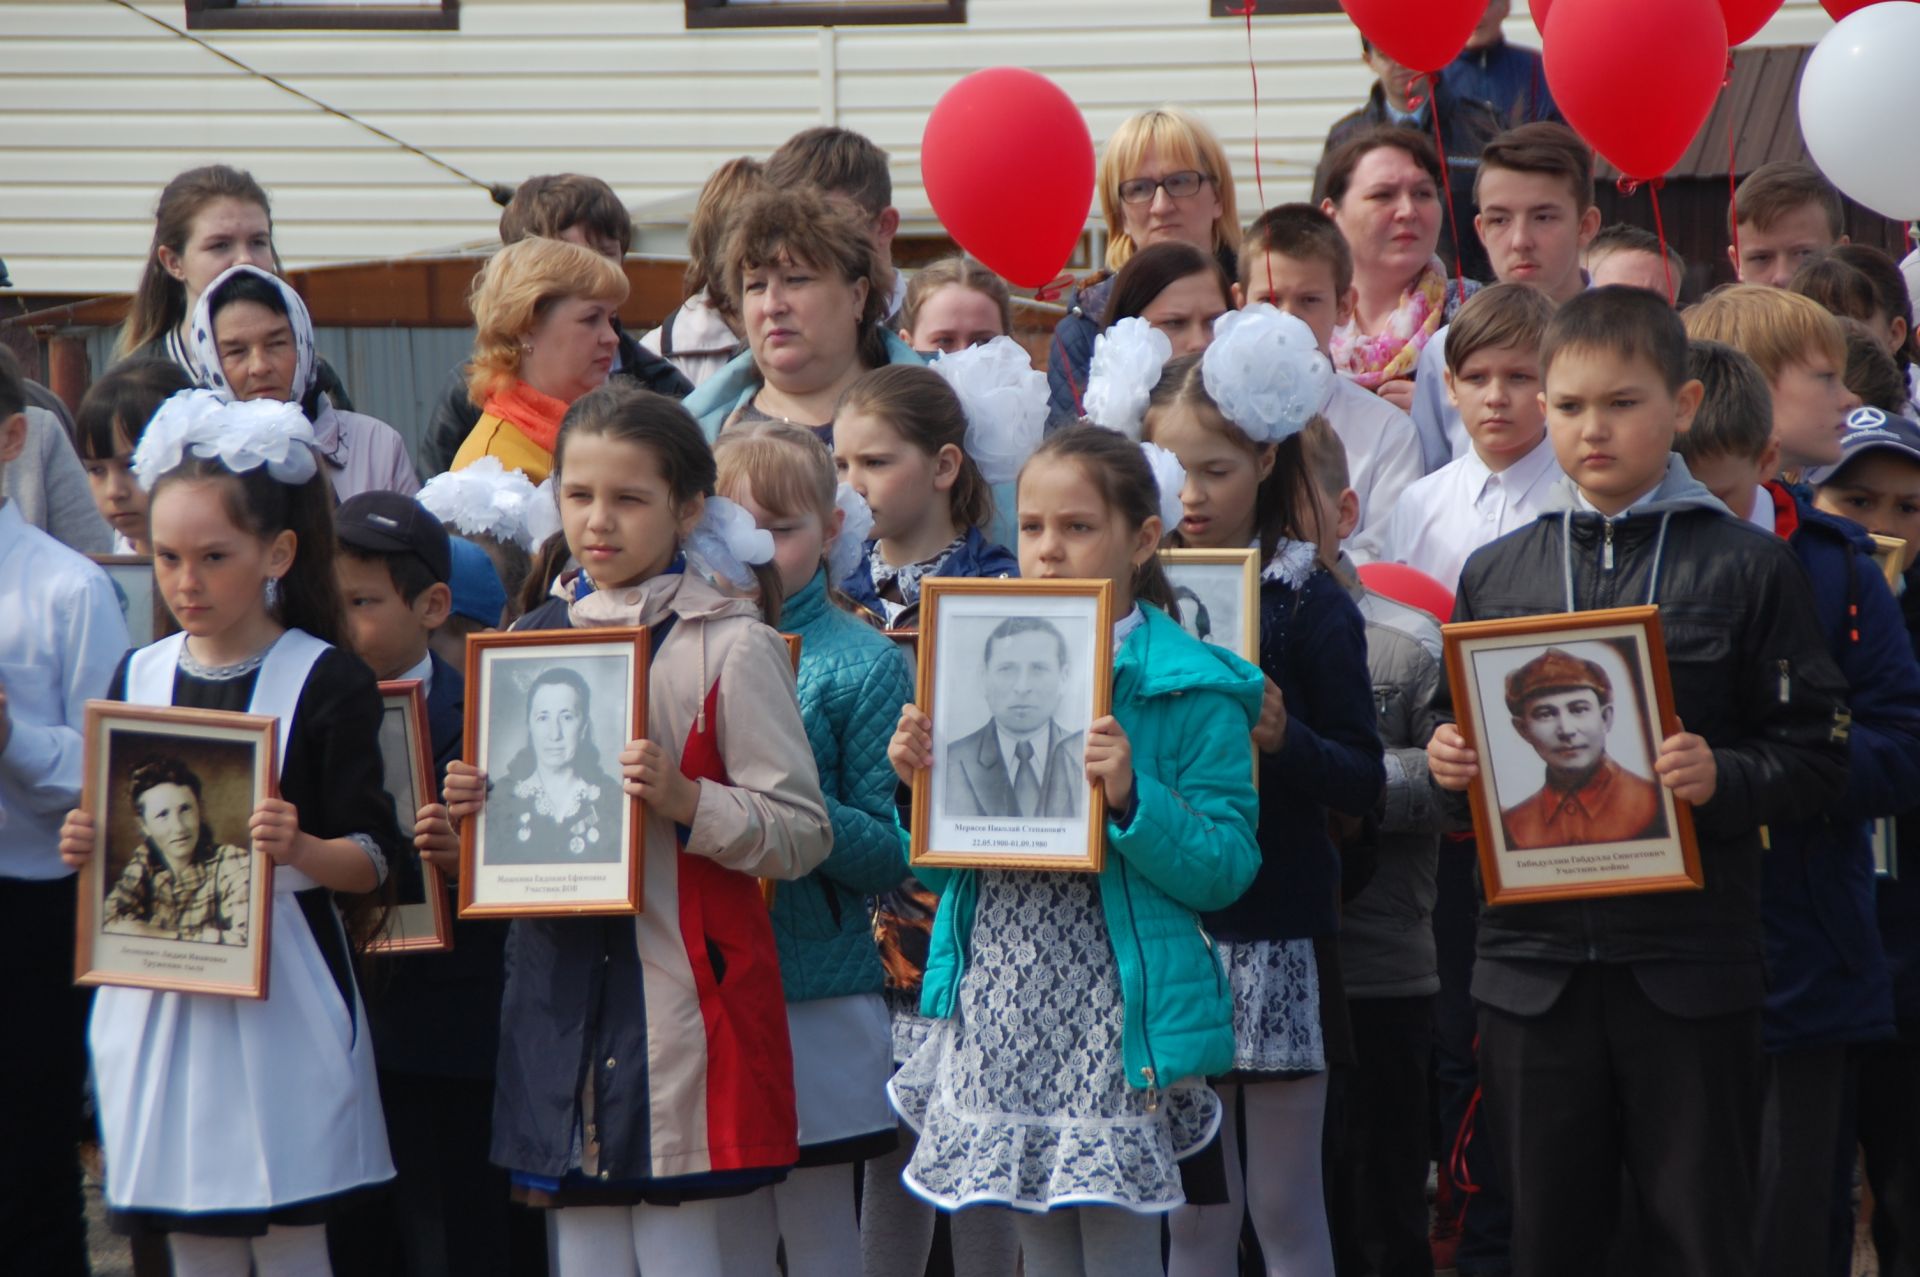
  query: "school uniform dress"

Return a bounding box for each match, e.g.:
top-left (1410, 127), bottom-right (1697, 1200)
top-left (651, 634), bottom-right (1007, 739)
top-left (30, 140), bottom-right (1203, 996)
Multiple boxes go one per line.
top-left (90, 630), bottom-right (402, 1234)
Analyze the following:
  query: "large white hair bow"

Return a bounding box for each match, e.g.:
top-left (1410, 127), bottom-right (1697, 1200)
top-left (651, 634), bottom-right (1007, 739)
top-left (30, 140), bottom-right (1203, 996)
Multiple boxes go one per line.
top-left (131, 388), bottom-right (319, 491)
top-left (417, 457), bottom-right (540, 550)
top-left (1082, 318), bottom-right (1173, 440)
top-left (1202, 305), bottom-right (1333, 444)
top-left (929, 336), bottom-right (1047, 485)
top-left (1138, 441), bottom-right (1188, 535)
top-left (685, 495), bottom-right (776, 589)
top-left (830, 482), bottom-right (874, 587)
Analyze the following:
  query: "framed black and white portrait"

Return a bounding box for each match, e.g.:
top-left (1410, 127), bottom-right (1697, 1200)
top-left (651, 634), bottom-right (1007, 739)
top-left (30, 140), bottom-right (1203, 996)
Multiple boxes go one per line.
top-left (76, 702), bottom-right (277, 998)
top-left (90, 555), bottom-right (161, 648)
top-left (459, 628), bottom-right (646, 918)
top-left (911, 578), bottom-right (1113, 872)
top-left (1443, 605), bottom-right (1701, 905)
top-left (1158, 547), bottom-right (1259, 663)
top-left (367, 680), bottom-right (450, 953)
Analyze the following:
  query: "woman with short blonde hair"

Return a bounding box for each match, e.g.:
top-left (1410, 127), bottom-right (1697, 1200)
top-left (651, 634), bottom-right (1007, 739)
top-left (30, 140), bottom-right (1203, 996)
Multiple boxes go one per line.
top-left (1048, 106), bottom-right (1242, 425)
top-left (451, 236), bottom-right (630, 482)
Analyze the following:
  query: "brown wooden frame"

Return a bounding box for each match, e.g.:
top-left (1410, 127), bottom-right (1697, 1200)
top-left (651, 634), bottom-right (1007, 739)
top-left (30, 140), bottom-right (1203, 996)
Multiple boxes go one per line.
top-left (1158, 547), bottom-right (1261, 785)
top-left (686, 0), bottom-right (963, 28)
top-left (367, 680), bottom-right (451, 954)
top-left (784, 633), bottom-right (804, 673)
top-left (76, 701), bottom-right (278, 999)
top-left (910, 578), bottom-right (1113, 872)
top-left (1442, 606), bottom-right (1702, 906)
top-left (88, 554), bottom-right (163, 649)
top-left (1872, 535), bottom-right (1907, 593)
top-left (184, 0), bottom-right (458, 30)
top-left (458, 627), bottom-right (648, 918)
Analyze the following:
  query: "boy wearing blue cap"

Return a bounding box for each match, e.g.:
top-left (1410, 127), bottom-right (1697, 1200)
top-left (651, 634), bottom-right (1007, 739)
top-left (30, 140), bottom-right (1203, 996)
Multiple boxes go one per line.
top-left (429, 537), bottom-right (508, 676)
top-left (1811, 408), bottom-right (1920, 1275)
top-left (329, 492), bottom-right (535, 1277)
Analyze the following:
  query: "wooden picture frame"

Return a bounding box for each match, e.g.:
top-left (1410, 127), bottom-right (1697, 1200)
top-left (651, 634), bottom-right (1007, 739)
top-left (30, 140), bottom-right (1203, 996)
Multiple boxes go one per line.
top-left (784, 633), bottom-right (804, 673)
top-left (459, 628), bottom-right (648, 918)
top-left (1442, 605), bottom-right (1702, 906)
top-left (910, 578), bottom-right (1114, 872)
top-left (76, 702), bottom-right (277, 998)
top-left (1158, 548), bottom-right (1259, 663)
top-left (888, 630), bottom-right (919, 684)
top-left (367, 680), bottom-right (450, 954)
top-left (1871, 535), bottom-right (1907, 593)
top-left (89, 555), bottom-right (161, 648)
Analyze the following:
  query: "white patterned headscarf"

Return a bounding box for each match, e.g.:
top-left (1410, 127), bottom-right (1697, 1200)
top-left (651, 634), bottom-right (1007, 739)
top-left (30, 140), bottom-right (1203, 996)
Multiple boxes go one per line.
top-left (186, 263), bottom-right (317, 408)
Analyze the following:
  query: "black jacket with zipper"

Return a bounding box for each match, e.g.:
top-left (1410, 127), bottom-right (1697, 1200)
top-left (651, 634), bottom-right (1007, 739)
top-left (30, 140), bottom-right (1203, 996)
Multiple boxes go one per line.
top-left (1444, 458), bottom-right (1852, 1019)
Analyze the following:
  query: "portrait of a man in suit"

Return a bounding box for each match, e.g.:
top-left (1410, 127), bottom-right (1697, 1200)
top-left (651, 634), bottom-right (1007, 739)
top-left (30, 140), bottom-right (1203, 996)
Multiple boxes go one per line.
top-left (945, 616), bottom-right (1083, 820)
top-left (1498, 646), bottom-right (1666, 851)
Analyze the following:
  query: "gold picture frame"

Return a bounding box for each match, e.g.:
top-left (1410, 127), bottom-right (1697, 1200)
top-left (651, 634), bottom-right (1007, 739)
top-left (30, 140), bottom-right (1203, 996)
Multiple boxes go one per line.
top-left (1157, 547), bottom-right (1260, 663)
top-left (76, 701), bottom-right (278, 998)
top-left (89, 554), bottom-right (163, 648)
top-left (459, 627), bottom-right (648, 918)
top-left (367, 680), bottom-right (451, 954)
top-left (910, 578), bottom-right (1114, 872)
top-left (1442, 605), bottom-right (1702, 906)
top-left (1871, 535), bottom-right (1907, 593)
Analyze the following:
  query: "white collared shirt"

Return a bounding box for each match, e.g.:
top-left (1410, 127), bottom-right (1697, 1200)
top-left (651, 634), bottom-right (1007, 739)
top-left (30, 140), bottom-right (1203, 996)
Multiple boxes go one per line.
top-left (1745, 483), bottom-right (1774, 532)
top-left (399, 651), bottom-right (433, 698)
top-left (0, 500), bottom-right (132, 879)
top-left (1348, 433), bottom-right (1564, 593)
top-left (1324, 377), bottom-right (1424, 540)
top-left (1573, 482), bottom-right (1662, 518)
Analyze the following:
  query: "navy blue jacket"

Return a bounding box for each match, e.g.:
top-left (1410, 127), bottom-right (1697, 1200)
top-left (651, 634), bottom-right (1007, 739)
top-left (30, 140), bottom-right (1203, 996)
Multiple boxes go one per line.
top-left (365, 651), bottom-right (512, 1079)
top-left (1203, 555), bottom-right (1386, 943)
top-left (1761, 490), bottom-right (1916, 1051)
top-left (1888, 564), bottom-right (1920, 1024)
top-left (836, 525), bottom-right (1017, 630)
top-left (1443, 36), bottom-right (1559, 128)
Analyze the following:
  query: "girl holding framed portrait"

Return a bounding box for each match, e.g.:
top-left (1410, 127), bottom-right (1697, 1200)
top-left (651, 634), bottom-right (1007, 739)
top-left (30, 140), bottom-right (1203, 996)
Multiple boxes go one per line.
top-left (437, 383), bottom-right (832, 1277)
top-left (1133, 308), bottom-right (1388, 1277)
top-left (885, 426), bottom-right (1262, 1277)
top-left (58, 391), bottom-right (406, 1274)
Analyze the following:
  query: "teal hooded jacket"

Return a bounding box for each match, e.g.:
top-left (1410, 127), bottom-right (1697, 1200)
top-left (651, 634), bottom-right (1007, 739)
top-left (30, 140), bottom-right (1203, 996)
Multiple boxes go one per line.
top-left (913, 603), bottom-right (1264, 1090)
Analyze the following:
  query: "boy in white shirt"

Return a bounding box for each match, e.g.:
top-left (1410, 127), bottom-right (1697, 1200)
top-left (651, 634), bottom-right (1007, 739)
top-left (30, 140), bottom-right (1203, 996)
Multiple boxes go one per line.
top-left (0, 356), bottom-right (132, 1273)
top-left (1237, 203), bottom-right (1422, 540)
top-left (1353, 282), bottom-right (1563, 593)
top-left (1412, 122), bottom-right (1603, 463)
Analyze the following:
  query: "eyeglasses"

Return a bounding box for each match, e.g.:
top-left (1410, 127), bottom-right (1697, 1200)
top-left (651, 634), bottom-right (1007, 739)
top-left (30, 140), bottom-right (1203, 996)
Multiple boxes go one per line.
top-left (1117, 170), bottom-right (1211, 205)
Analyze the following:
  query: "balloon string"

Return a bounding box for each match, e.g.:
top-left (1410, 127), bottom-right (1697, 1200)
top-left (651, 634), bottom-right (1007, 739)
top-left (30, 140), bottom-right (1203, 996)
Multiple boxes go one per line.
top-left (1724, 53), bottom-right (1740, 271)
top-left (1650, 180), bottom-right (1674, 304)
top-left (1230, 1), bottom-right (1274, 300)
top-left (1422, 74), bottom-right (1469, 310)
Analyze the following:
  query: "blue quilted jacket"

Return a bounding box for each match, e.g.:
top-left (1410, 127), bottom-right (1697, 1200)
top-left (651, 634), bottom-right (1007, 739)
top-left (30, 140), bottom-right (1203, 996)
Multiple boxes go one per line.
top-left (916, 604), bottom-right (1264, 1088)
top-left (777, 566), bottom-right (916, 1002)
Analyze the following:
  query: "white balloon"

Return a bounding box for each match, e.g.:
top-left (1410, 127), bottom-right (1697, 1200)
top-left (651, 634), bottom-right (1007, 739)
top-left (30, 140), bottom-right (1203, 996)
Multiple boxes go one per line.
top-left (1799, 2), bottom-right (1920, 220)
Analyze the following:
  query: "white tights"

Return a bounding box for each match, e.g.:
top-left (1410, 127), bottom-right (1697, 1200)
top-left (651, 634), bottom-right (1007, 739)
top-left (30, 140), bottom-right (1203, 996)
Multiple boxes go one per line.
top-left (167, 1225), bottom-right (331, 1277)
top-left (711, 1166), bottom-right (862, 1277)
top-left (549, 1199), bottom-right (727, 1277)
top-left (1165, 1076), bottom-right (1335, 1277)
top-left (1013, 1205), bottom-right (1162, 1277)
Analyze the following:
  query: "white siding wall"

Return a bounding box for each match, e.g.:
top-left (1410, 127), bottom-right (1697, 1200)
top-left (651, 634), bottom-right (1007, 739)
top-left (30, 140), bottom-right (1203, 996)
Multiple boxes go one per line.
top-left (2, 0), bottom-right (1840, 293)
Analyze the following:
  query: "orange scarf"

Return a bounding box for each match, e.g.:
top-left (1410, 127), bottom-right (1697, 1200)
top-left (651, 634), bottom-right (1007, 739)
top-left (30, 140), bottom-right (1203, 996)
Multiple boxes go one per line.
top-left (481, 380), bottom-right (571, 456)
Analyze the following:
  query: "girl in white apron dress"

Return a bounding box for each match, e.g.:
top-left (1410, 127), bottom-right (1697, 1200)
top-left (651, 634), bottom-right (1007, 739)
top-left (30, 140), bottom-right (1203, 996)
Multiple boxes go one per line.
top-left (60, 391), bottom-right (402, 1277)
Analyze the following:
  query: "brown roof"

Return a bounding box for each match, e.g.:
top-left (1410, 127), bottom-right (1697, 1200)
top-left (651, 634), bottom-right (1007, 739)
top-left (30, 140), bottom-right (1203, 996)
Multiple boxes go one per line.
top-left (1595, 45), bottom-right (1811, 182)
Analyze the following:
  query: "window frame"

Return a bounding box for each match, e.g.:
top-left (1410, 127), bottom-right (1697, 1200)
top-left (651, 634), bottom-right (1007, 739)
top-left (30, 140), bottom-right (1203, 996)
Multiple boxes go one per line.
top-left (1208, 0), bottom-right (1341, 14)
top-left (183, 0), bottom-right (460, 32)
top-left (685, 0), bottom-right (965, 29)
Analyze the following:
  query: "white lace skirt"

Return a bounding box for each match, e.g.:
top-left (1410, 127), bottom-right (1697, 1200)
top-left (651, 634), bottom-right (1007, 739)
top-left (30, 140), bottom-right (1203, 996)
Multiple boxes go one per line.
top-left (887, 870), bottom-right (1219, 1213)
top-left (1220, 937), bottom-right (1325, 1076)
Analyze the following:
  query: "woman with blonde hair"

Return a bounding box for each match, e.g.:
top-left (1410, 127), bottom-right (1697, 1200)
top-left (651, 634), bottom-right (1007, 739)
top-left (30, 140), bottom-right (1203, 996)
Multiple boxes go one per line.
top-left (450, 237), bottom-right (631, 482)
top-left (639, 156), bottom-right (764, 388)
top-left (1046, 106), bottom-right (1241, 426)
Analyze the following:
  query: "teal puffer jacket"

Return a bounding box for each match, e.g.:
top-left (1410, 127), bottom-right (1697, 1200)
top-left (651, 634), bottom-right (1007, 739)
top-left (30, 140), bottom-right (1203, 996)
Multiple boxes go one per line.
top-left (916, 604), bottom-right (1263, 1089)
top-left (777, 567), bottom-right (915, 1002)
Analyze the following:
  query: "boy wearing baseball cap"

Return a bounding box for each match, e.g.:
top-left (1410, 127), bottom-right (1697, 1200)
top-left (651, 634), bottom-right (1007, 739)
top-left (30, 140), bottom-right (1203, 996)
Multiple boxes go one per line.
top-left (1425, 286), bottom-right (1854, 1273)
top-left (329, 492), bottom-right (533, 1276)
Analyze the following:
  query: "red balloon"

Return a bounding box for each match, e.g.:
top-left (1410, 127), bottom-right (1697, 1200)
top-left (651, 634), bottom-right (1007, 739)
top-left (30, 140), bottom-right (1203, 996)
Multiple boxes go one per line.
top-left (1722, 0), bottom-right (1784, 43)
top-left (1356, 563), bottom-right (1455, 624)
top-left (920, 69), bottom-right (1093, 290)
top-left (1339, 0), bottom-right (1484, 73)
top-left (1531, 0), bottom-right (1552, 38)
top-left (1544, 0), bottom-right (1728, 179)
top-left (1823, 0), bottom-right (1916, 15)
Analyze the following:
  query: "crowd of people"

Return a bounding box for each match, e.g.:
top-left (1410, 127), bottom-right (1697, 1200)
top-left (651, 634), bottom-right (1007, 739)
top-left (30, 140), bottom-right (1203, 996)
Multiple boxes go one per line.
top-left (5, 9), bottom-right (1920, 1277)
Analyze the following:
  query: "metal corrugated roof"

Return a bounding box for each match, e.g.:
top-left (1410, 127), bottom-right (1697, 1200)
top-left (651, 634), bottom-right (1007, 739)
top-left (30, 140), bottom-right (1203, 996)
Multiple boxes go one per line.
top-left (1596, 45), bottom-right (1812, 182)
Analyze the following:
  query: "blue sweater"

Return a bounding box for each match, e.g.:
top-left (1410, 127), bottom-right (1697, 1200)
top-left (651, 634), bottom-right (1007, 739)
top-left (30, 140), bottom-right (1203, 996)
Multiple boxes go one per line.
top-left (1762, 490), bottom-right (1920, 1051)
top-left (1204, 555), bottom-right (1386, 943)
top-left (775, 568), bottom-right (915, 1001)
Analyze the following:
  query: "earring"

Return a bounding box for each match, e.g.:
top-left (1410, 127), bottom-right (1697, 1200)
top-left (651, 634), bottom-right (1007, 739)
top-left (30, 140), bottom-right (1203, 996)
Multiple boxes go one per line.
top-left (521, 344), bottom-right (535, 355)
top-left (263, 576), bottom-right (281, 611)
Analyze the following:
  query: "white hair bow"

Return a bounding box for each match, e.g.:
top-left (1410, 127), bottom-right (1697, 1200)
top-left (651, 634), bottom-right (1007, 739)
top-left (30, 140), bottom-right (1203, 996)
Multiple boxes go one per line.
top-left (131, 389), bottom-right (318, 491)
top-left (686, 495), bottom-right (776, 589)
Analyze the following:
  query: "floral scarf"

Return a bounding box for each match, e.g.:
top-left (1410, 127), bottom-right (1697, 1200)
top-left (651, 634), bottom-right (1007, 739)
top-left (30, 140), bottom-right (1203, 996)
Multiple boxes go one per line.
top-left (1329, 256), bottom-right (1450, 390)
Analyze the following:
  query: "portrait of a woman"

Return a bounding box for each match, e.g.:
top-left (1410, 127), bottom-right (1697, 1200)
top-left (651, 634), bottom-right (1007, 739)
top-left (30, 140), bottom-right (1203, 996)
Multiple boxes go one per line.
top-left (487, 666), bottom-right (624, 865)
top-left (103, 757), bottom-right (251, 946)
